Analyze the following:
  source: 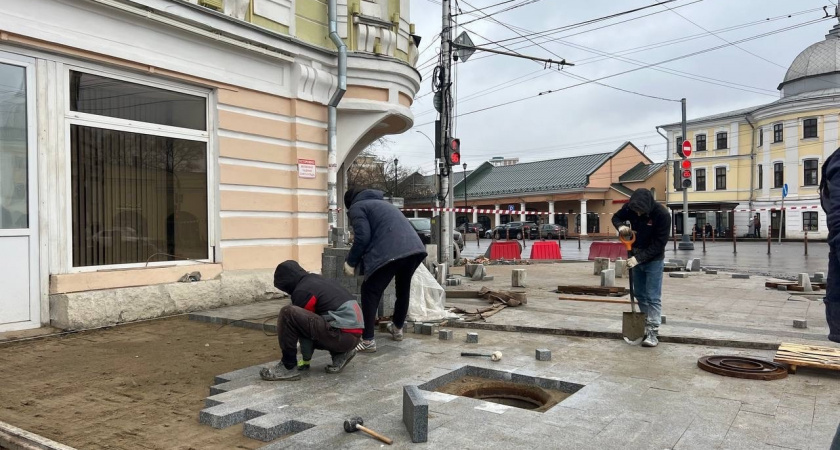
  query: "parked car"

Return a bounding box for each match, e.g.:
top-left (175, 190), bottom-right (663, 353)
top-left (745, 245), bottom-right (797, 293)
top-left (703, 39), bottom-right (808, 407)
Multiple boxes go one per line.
top-left (540, 223), bottom-right (567, 239)
top-left (457, 222), bottom-right (484, 234)
top-left (408, 218), bottom-right (464, 252)
top-left (408, 218), bottom-right (432, 245)
top-left (506, 221), bottom-right (539, 240)
top-left (487, 224), bottom-right (508, 239)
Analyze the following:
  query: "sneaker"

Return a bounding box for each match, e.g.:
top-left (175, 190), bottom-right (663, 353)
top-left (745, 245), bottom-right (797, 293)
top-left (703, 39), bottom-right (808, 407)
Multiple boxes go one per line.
top-left (386, 322), bottom-right (404, 341)
top-left (355, 339), bottom-right (377, 353)
top-left (642, 333), bottom-right (659, 348)
top-left (297, 360), bottom-right (311, 371)
top-left (260, 363), bottom-right (301, 381)
top-left (325, 349), bottom-right (357, 374)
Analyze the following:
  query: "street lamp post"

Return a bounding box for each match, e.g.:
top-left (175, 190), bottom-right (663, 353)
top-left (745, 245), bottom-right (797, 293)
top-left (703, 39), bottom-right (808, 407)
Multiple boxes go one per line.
top-left (393, 158), bottom-right (399, 203)
top-left (462, 163), bottom-right (468, 228)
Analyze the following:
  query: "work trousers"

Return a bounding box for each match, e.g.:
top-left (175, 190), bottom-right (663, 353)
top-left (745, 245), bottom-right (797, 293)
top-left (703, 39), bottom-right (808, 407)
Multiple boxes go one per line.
top-left (828, 239), bottom-right (839, 343)
top-left (631, 258), bottom-right (664, 331)
top-left (360, 254), bottom-right (425, 340)
top-left (276, 305), bottom-right (359, 369)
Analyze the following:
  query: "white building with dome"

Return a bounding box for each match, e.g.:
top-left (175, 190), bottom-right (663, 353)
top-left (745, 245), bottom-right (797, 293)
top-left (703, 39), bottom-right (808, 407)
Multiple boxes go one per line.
top-left (660, 18), bottom-right (840, 240)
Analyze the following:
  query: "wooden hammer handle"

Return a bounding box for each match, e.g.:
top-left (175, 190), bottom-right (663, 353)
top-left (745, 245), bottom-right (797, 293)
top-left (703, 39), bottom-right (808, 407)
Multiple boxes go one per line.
top-left (356, 424), bottom-right (393, 445)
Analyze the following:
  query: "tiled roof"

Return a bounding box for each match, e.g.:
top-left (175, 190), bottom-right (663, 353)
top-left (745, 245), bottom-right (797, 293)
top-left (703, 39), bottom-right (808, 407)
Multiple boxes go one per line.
top-left (610, 183), bottom-right (635, 197)
top-left (619, 162), bottom-right (665, 182)
top-left (454, 152), bottom-right (612, 198)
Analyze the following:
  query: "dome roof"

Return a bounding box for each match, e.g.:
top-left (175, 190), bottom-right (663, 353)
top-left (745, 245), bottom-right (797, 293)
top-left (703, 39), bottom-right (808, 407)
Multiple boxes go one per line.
top-left (780, 20), bottom-right (840, 88)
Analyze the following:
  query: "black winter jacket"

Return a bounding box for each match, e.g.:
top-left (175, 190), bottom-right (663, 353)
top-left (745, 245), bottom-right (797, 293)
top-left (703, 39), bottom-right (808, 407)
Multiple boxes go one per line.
top-left (344, 189), bottom-right (427, 277)
top-left (611, 189), bottom-right (671, 264)
top-left (820, 148), bottom-right (840, 343)
top-left (274, 261), bottom-right (364, 334)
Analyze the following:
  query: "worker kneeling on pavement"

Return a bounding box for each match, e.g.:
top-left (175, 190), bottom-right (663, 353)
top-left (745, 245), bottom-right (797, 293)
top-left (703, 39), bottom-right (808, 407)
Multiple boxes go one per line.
top-left (611, 188), bottom-right (671, 348)
top-left (260, 260), bottom-right (364, 381)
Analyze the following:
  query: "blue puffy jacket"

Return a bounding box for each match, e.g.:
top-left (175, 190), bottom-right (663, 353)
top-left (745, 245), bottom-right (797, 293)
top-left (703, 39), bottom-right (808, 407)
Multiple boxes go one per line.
top-left (820, 148), bottom-right (840, 343)
top-left (345, 189), bottom-right (427, 278)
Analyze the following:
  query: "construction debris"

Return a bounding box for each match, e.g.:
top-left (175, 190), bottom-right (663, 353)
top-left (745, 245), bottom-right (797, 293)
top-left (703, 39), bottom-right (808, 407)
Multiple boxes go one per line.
top-left (445, 287), bottom-right (527, 322)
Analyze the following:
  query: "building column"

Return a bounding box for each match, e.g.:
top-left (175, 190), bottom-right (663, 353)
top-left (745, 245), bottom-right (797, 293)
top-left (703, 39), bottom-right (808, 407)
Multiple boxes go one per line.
top-left (414, 211), bottom-right (419, 218)
top-left (580, 199), bottom-right (588, 236)
top-left (520, 202), bottom-right (526, 222)
top-left (494, 204), bottom-right (501, 227)
top-left (548, 201), bottom-right (555, 224)
top-left (472, 208), bottom-right (478, 223)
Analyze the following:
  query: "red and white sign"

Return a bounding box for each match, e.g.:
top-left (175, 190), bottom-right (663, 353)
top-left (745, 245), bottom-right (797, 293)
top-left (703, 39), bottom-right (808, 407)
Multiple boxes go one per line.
top-left (298, 159), bottom-right (316, 179)
top-left (682, 140), bottom-right (692, 158)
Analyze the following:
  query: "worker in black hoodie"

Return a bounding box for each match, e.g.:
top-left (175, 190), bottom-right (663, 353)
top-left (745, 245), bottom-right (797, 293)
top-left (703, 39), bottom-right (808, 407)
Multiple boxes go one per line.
top-left (611, 188), bottom-right (671, 347)
top-left (260, 260), bottom-right (364, 381)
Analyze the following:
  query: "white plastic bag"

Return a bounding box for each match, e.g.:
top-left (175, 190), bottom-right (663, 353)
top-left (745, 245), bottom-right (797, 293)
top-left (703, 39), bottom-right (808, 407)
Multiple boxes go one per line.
top-left (406, 263), bottom-right (450, 322)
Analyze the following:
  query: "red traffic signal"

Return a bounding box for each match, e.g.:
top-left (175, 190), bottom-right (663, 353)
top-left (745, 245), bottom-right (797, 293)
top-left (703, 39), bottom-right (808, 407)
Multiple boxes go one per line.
top-left (681, 160), bottom-right (691, 169)
top-left (682, 169), bottom-right (692, 178)
top-left (448, 138), bottom-right (461, 165)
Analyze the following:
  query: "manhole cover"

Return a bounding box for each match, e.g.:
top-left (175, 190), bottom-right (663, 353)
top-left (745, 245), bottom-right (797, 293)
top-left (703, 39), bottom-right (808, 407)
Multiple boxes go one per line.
top-left (697, 355), bottom-right (788, 380)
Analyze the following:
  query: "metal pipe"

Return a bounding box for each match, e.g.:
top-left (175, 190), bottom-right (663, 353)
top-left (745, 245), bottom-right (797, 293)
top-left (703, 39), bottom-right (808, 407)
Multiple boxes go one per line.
top-left (327, 0), bottom-right (347, 242)
top-left (745, 114), bottom-right (756, 213)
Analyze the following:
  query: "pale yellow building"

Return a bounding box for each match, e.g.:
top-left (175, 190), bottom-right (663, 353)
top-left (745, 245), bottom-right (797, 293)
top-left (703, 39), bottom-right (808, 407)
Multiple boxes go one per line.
top-left (661, 19), bottom-right (840, 240)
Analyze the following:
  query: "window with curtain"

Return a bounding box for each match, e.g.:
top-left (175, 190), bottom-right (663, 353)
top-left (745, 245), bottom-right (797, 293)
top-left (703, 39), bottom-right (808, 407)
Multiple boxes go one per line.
top-left (774, 162), bottom-right (784, 188)
top-left (68, 71), bottom-right (208, 267)
top-left (715, 167), bottom-right (726, 190)
top-left (804, 159), bottom-right (819, 186)
top-left (695, 168), bottom-right (706, 191)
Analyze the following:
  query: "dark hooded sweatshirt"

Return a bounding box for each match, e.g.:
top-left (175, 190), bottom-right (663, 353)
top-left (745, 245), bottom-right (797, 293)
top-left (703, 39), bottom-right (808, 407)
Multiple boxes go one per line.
top-left (611, 189), bottom-right (671, 264)
top-left (820, 148), bottom-right (840, 343)
top-left (344, 188), bottom-right (427, 277)
top-left (273, 261), bottom-right (364, 335)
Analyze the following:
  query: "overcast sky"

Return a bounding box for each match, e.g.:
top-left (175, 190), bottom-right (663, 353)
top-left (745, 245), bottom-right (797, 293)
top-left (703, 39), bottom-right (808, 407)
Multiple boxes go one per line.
top-left (378, 0), bottom-right (838, 175)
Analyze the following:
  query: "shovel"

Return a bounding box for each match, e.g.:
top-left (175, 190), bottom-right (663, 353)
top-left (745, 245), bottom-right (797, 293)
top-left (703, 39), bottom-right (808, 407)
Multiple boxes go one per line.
top-left (620, 232), bottom-right (646, 345)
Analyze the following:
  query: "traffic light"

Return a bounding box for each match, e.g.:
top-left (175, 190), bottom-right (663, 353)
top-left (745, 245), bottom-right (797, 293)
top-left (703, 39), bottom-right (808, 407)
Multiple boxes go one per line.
top-left (681, 157), bottom-right (692, 188)
top-left (447, 138), bottom-right (461, 166)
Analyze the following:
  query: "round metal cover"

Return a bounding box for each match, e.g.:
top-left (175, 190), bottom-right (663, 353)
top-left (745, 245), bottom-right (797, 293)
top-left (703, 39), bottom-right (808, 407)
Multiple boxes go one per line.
top-left (697, 355), bottom-right (788, 380)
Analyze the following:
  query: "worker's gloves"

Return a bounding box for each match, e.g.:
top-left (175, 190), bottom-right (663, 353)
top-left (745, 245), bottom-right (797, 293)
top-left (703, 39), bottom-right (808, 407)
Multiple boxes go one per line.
top-left (626, 257), bottom-right (639, 269)
top-left (343, 262), bottom-right (355, 277)
top-left (618, 225), bottom-right (632, 238)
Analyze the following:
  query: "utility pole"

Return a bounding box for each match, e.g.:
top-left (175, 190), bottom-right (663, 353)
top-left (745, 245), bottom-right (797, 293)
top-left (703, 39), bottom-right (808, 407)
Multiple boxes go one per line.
top-left (678, 98), bottom-right (694, 250)
top-left (437, 0), bottom-right (453, 278)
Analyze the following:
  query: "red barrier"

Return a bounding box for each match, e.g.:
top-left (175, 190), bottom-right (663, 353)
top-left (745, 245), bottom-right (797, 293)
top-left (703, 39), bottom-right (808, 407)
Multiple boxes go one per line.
top-left (587, 241), bottom-right (626, 261)
top-left (489, 241), bottom-right (522, 260)
top-left (530, 241), bottom-right (561, 260)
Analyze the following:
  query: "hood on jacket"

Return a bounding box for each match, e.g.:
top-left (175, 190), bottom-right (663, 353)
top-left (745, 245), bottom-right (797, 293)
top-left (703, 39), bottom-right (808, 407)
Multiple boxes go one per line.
top-left (627, 189), bottom-right (656, 215)
top-left (273, 260), bottom-right (309, 294)
top-left (344, 188), bottom-right (385, 208)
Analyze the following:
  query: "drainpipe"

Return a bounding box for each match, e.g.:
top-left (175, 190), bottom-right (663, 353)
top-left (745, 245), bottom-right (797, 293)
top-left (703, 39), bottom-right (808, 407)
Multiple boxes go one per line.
top-left (328, 0), bottom-right (347, 243)
top-left (745, 114), bottom-right (756, 212)
top-left (656, 126), bottom-right (669, 206)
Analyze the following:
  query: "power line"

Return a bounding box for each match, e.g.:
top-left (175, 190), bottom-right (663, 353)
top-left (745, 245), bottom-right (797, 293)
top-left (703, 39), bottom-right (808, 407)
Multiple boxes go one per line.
top-left (454, 0), bottom-right (519, 16)
top-left (415, 15), bottom-right (831, 125)
top-left (458, 0), bottom-right (546, 27)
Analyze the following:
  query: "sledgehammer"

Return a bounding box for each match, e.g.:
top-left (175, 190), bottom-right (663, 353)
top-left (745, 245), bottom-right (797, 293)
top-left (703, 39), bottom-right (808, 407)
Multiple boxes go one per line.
top-left (461, 351), bottom-right (503, 361)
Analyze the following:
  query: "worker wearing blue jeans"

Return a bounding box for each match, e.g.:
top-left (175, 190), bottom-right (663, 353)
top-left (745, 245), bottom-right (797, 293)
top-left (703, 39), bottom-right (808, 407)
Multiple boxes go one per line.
top-left (612, 189), bottom-right (671, 347)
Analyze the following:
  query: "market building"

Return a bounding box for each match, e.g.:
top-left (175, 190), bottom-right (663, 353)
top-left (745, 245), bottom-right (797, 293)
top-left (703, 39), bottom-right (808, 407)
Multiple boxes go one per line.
top-left (403, 142), bottom-right (666, 237)
top-left (0, 0), bottom-right (420, 331)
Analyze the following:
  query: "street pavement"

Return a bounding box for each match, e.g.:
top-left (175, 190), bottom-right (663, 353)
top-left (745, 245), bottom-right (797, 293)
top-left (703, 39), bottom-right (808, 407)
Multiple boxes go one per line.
top-left (460, 237), bottom-right (829, 277)
top-left (192, 305), bottom-right (840, 449)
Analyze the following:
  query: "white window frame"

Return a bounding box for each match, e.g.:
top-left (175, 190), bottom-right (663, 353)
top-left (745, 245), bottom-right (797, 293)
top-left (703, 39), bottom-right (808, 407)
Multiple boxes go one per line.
top-left (713, 164), bottom-right (729, 191)
top-left (800, 156), bottom-right (820, 187)
top-left (63, 65), bottom-right (216, 273)
top-left (802, 211), bottom-right (819, 232)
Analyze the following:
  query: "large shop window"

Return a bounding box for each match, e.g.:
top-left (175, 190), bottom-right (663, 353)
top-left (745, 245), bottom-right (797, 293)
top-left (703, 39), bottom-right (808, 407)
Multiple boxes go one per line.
top-left (69, 72), bottom-right (208, 267)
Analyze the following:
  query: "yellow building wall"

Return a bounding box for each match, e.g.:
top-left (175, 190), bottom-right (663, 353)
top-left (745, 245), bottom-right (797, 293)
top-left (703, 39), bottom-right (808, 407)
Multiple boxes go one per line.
top-left (588, 144), bottom-right (650, 188)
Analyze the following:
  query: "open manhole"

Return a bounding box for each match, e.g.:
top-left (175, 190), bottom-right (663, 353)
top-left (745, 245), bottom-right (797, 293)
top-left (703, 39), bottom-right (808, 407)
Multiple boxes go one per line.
top-left (419, 366), bottom-right (583, 413)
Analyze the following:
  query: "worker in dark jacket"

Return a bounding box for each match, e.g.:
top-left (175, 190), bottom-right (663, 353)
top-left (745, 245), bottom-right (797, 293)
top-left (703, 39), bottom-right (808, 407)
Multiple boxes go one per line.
top-left (260, 260), bottom-right (364, 381)
top-left (343, 188), bottom-right (428, 353)
top-left (611, 188), bottom-right (671, 347)
top-left (821, 148), bottom-right (840, 344)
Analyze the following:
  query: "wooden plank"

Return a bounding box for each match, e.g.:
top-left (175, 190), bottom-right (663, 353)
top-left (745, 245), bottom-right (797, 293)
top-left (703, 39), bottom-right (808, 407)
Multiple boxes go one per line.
top-left (557, 295), bottom-right (631, 305)
top-left (773, 342), bottom-right (840, 373)
top-left (556, 285), bottom-right (627, 297)
top-left (445, 290), bottom-right (483, 299)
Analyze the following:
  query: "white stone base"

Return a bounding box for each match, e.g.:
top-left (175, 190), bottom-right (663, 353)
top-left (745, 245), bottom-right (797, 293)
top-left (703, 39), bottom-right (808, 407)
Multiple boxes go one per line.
top-left (49, 269), bottom-right (281, 330)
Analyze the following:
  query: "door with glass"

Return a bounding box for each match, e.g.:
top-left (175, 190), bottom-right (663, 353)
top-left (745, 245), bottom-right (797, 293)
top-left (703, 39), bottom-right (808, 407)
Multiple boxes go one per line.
top-left (0, 55), bottom-right (39, 332)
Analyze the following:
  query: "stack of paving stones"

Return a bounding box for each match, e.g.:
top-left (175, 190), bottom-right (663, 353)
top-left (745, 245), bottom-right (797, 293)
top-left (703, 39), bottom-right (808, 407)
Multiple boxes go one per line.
top-left (322, 247), bottom-right (396, 317)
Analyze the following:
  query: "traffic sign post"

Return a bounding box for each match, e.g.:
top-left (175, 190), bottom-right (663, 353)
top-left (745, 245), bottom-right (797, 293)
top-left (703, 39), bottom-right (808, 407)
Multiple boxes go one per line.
top-left (779, 183), bottom-right (788, 243)
top-left (678, 99), bottom-right (694, 250)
